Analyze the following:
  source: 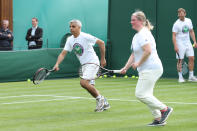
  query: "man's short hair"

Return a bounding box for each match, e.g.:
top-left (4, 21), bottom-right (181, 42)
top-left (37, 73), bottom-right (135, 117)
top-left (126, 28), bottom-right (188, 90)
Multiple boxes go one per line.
top-left (32, 17), bottom-right (38, 22)
top-left (69, 19), bottom-right (82, 28)
top-left (178, 8), bottom-right (186, 14)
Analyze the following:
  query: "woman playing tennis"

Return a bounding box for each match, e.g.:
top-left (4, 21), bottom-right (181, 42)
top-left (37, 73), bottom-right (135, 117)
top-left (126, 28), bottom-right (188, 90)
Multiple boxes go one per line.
top-left (120, 10), bottom-right (173, 126)
top-left (53, 19), bottom-right (110, 112)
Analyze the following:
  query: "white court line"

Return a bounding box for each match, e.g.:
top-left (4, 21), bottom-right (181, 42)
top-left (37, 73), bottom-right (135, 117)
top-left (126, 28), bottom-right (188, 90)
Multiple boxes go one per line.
top-left (0, 95), bottom-right (53, 99)
top-left (0, 95), bottom-right (197, 105)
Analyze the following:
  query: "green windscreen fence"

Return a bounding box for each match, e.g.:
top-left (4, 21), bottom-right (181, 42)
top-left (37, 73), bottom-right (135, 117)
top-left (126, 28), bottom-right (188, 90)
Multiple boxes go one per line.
top-left (13, 0), bottom-right (108, 50)
top-left (108, 0), bottom-right (197, 78)
top-left (107, 0), bottom-right (157, 76)
top-left (0, 47), bottom-right (101, 82)
top-left (0, 49), bottom-right (80, 82)
top-left (1, 0), bottom-right (197, 82)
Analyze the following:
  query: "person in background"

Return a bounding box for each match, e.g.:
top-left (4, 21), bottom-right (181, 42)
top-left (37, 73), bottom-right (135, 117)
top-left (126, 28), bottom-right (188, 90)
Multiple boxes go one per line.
top-left (0, 20), bottom-right (14, 51)
top-left (26, 17), bottom-right (43, 49)
top-left (172, 8), bottom-right (197, 83)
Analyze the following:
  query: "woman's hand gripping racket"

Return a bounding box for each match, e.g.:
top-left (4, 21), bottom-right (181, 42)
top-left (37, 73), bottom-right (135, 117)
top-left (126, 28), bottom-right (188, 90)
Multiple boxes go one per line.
top-left (79, 63), bottom-right (121, 80)
top-left (33, 68), bottom-right (55, 85)
top-left (177, 53), bottom-right (188, 75)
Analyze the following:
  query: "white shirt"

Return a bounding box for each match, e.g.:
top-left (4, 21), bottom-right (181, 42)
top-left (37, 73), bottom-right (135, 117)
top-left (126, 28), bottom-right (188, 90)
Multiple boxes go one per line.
top-left (31, 26), bottom-right (37, 36)
top-left (64, 32), bottom-right (99, 65)
top-left (172, 18), bottom-right (193, 45)
top-left (131, 27), bottom-right (162, 72)
top-left (29, 26), bottom-right (37, 46)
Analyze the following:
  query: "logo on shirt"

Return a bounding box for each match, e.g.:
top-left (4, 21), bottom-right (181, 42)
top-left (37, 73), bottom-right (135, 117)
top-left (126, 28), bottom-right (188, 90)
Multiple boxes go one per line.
top-left (73, 43), bottom-right (84, 56)
top-left (182, 25), bottom-right (189, 33)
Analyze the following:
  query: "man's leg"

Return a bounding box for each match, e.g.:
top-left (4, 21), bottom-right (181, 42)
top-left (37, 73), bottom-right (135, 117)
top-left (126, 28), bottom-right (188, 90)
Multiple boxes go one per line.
top-left (188, 56), bottom-right (194, 71)
top-left (177, 44), bottom-right (186, 82)
top-left (80, 64), bottom-right (110, 112)
top-left (80, 79), bottom-right (99, 98)
top-left (188, 56), bottom-right (197, 81)
top-left (186, 44), bottom-right (197, 81)
top-left (177, 59), bottom-right (185, 83)
top-left (80, 79), bottom-right (106, 112)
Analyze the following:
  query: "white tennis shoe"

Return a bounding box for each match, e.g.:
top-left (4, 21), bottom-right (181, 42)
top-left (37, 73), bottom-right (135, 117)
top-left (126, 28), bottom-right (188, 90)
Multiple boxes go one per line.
top-left (188, 76), bottom-right (197, 82)
top-left (178, 77), bottom-right (185, 83)
top-left (95, 96), bottom-right (105, 112)
top-left (103, 98), bottom-right (110, 110)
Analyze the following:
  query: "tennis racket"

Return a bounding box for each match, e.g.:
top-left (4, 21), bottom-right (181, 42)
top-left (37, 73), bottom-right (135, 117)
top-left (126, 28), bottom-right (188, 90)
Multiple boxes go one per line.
top-left (79, 63), bottom-right (121, 80)
top-left (33, 68), bottom-right (55, 85)
top-left (177, 53), bottom-right (188, 75)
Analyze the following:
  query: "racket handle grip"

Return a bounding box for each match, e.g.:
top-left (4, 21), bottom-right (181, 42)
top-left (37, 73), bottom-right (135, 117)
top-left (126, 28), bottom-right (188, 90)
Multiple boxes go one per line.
top-left (49, 69), bottom-right (56, 72)
top-left (113, 70), bottom-right (121, 73)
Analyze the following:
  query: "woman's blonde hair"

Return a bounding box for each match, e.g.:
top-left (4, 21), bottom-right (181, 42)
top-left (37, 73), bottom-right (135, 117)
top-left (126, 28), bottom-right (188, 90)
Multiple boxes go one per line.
top-left (132, 10), bottom-right (154, 30)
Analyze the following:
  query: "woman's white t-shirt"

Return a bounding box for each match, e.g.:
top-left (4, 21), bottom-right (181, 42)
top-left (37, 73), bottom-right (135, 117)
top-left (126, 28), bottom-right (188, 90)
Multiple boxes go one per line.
top-left (131, 27), bottom-right (163, 72)
top-left (64, 32), bottom-right (99, 65)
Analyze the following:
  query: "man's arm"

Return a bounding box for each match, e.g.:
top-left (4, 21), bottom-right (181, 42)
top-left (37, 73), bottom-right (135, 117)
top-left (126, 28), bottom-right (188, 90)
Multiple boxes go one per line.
top-left (172, 32), bottom-right (179, 52)
top-left (190, 29), bottom-right (197, 48)
top-left (96, 39), bottom-right (106, 67)
top-left (53, 50), bottom-right (67, 71)
top-left (0, 30), bottom-right (13, 40)
top-left (0, 32), bottom-right (7, 40)
top-left (7, 30), bottom-right (14, 41)
top-left (25, 29), bottom-right (32, 41)
top-left (31, 28), bottom-right (43, 40)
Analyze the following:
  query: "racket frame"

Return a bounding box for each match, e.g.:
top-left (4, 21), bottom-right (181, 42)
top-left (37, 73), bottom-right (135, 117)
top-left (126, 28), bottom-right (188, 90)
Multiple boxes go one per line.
top-left (33, 68), bottom-right (55, 85)
top-left (177, 53), bottom-right (188, 75)
top-left (79, 63), bottom-right (121, 80)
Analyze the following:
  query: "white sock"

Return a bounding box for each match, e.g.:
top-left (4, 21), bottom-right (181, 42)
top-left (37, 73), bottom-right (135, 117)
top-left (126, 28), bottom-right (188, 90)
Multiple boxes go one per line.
top-left (189, 71), bottom-right (194, 78)
top-left (96, 95), bottom-right (102, 99)
top-left (178, 72), bottom-right (183, 79)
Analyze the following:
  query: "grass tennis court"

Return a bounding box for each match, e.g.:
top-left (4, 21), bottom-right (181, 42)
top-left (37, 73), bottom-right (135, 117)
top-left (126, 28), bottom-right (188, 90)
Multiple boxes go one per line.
top-left (0, 77), bottom-right (196, 131)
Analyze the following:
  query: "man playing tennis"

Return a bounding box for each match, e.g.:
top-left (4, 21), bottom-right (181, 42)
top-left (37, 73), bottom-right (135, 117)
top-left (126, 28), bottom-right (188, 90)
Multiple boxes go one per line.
top-left (53, 19), bottom-right (110, 112)
top-left (172, 8), bottom-right (197, 83)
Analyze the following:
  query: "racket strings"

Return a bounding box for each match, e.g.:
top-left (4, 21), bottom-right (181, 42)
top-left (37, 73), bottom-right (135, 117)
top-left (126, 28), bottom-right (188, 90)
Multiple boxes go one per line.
top-left (34, 69), bottom-right (47, 84)
top-left (177, 53), bottom-right (188, 75)
top-left (182, 62), bottom-right (188, 75)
